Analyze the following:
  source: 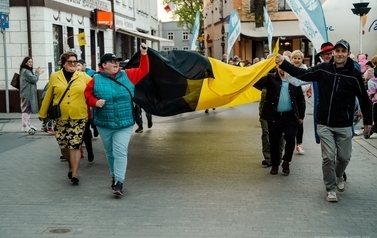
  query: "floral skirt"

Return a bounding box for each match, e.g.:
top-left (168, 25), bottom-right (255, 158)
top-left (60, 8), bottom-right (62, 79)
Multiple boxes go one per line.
top-left (54, 118), bottom-right (87, 149)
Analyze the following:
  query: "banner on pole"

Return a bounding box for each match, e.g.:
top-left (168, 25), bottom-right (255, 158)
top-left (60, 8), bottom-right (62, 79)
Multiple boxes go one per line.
top-left (285, 0), bottom-right (328, 52)
top-left (190, 11), bottom-right (201, 51)
top-left (226, 10), bottom-right (241, 63)
top-left (263, 7), bottom-right (273, 54)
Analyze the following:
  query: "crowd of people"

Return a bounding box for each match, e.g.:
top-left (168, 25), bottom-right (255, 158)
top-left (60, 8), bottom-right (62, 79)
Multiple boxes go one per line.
top-left (18, 39), bottom-right (377, 202)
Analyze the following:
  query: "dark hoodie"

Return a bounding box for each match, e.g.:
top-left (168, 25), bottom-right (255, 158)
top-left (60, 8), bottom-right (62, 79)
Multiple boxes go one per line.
top-left (280, 57), bottom-right (372, 127)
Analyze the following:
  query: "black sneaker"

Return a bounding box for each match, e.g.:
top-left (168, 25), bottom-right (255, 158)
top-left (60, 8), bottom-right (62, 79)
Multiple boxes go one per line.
top-left (88, 151), bottom-right (94, 162)
top-left (135, 126), bottom-right (143, 133)
top-left (205, 109), bottom-right (209, 113)
top-left (147, 119), bottom-right (153, 128)
top-left (113, 181), bottom-right (123, 196)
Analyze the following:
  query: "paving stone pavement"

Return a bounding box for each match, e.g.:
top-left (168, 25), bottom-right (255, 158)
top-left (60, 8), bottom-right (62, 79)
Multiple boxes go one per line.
top-left (0, 101), bottom-right (376, 238)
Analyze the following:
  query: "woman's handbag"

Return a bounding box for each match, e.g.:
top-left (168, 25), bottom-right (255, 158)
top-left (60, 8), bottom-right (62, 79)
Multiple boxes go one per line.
top-left (48, 80), bottom-right (74, 119)
top-left (11, 73), bottom-right (20, 90)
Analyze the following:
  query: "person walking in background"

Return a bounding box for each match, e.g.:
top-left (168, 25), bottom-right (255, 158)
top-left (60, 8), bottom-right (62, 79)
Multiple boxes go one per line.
top-left (254, 56), bottom-right (306, 175)
top-left (78, 59), bottom-right (95, 77)
top-left (39, 51), bottom-right (91, 185)
top-left (19, 57), bottom-right (44, 132)
top-left (134, 104), bottom-right (153, 133)
top-left (290, 50), bottom-right (310, 155)
top-left (275, 39), bottom-right (372, 202)
top-left (85, 43), bottom-right (149, 197)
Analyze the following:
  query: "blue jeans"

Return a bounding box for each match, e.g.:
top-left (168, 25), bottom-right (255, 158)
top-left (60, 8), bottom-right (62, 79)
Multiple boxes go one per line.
top-left (97, 125), bottom-right (133, 184)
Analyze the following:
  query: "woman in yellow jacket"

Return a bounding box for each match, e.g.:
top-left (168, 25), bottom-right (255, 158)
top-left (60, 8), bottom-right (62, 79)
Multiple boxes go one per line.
top-left (39, 52), bottom-right (90, 185)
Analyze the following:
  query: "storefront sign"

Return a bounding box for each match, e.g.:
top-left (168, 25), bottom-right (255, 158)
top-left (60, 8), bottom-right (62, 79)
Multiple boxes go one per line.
top-left (115, 15), bottom-right (135, 31)
top-left (51, 0), bottom-right (111, 11)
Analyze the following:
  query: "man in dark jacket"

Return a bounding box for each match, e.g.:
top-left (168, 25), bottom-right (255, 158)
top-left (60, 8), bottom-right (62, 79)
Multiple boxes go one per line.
top-left (275, 39), bottom-right (372, 202)
top-left (254, 59), bottom-right (306, 176)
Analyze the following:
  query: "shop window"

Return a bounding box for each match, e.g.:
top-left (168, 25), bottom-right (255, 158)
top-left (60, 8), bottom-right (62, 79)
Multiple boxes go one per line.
top-left (53, 24), bottom-right (63, 71)
top-left (67, 26), bottom-right (74, 49)
top-left (279, 39), bottom-right (292, 52)
top-left (278, 0), bottom-right (291, 11)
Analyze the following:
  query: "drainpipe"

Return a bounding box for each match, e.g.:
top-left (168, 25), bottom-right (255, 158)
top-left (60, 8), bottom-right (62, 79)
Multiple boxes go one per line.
top-left (26, 0), bottom-right (32, 57)
top-left (111, 0), bottom-right (116, 54)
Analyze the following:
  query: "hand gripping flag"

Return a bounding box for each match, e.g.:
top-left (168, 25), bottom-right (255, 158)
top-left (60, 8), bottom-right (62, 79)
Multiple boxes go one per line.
top-left (126, 49), bottom-right (276, 116)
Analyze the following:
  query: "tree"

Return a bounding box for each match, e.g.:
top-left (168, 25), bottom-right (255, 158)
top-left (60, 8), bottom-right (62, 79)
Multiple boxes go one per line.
top-left (162, 0), bottom-right (203, 32)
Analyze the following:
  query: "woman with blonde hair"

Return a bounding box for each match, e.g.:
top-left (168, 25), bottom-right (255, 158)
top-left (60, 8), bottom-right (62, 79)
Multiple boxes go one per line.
top-left (39, 51), bottom-right (90, 185)
top-left (290, 50), bottom-right (310, 155)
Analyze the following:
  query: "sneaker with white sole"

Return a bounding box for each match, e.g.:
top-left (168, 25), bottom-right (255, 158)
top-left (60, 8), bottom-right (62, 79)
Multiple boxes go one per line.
top-left (296, 145), bottom-right (305, 155)
top-left (326, 191), bottom-right (338, 202)
top-left (22, 126), bottom-right (30, 132)
top-left (336, 177), bottom-right (345, 192)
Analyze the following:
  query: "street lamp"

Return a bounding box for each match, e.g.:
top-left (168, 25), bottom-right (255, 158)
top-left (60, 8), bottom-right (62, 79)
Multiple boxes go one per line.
top-left (351, 2), bottom-right (371, 53)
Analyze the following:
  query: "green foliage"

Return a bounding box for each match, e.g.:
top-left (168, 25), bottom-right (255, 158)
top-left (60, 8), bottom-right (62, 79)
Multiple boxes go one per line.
top-left (162, 0), bottom-right (203, 32)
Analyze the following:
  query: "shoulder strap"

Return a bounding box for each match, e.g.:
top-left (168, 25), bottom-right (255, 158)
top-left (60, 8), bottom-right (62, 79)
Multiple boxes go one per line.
top-left (107, 77), bottom-right (133, 100)
top-left (57, 80), bottom-right (74, 106)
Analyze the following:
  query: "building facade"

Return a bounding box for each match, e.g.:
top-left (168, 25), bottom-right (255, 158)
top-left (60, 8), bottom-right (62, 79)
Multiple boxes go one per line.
top-left (203, 0), bottom-right (312, 62)
top-left (0, 0), bottom-right (171, 112)
top-left (159, 21), bottom-right (191, 53)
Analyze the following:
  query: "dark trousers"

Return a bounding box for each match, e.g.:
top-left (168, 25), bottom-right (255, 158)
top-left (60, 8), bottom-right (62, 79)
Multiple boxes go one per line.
top-left (296, 123), bottom-right (304, 144)
top-left (268, 112), bottom-right (298, 167)
top-left (134, 104), bottom-right (152, 127)
top-left (82, 119), bottom-right (93, 154)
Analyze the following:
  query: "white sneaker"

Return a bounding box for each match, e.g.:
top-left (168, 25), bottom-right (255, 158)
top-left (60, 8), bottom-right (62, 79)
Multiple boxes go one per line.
top-left (22, 126), bottom-right (30, 132)
top-left (336, 177), bottom-right (345, 192)
top-left (296, 145), bottom-right (305, 155)
top-left (28, 125), bottom-right (37, 130)
top-left (326, 191), bottom-right (338, 202)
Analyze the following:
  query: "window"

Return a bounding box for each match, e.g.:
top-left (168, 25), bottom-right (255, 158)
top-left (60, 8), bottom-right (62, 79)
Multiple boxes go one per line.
top-left (278, 0), bottom-right (291, 11)
top-left (182, 32), bottom-right (189, 41)
top-left (167, 32), bottom-right (174, 40)
top-left (163, 47), bottom-right (170, 51)
top-left (173, 47), bottom-right (178, 50)
top-left (183, 47), bottom-right (189, 50)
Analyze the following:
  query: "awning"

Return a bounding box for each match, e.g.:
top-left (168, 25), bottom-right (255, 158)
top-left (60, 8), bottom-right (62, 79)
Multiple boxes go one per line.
top-left (116, 28), bottom-right (174, 46)
top-left (241, 21), bottom-right (305, 38)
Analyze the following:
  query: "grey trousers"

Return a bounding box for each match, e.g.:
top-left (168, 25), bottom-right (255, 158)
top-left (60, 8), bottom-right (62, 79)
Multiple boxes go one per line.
top-left (260, 118), bottom-right (285, 159)
top-left (317, 124), bottom-right (352, 192)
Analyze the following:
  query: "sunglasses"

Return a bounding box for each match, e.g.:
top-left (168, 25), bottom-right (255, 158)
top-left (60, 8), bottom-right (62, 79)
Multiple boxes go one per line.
top-left (66, 60), bottom-right (78, 65)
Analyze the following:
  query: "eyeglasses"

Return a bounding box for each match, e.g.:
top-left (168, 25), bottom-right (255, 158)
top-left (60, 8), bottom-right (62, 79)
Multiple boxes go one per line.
top-left (66, 60), bottom-right (78, 65)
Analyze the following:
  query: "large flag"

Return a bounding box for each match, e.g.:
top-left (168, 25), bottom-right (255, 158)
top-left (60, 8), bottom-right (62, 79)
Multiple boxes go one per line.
top-left (226, 10), bottom-right (241, 63)
top-left (263, 6), bottom-right (273, 54)
top-left (286, 0), bottom-right (328, 52)
top-left (190, 11), bottom-right (201, 51)
top-left (126, 49), bottom-right (276, 116)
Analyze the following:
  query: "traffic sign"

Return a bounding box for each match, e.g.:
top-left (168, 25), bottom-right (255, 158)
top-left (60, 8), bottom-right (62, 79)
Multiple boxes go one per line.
top-left (0, 13), bottom-right (8, 28)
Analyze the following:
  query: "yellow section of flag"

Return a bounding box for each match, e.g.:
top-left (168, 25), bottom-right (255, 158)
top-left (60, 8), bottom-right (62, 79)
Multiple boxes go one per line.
top-left (273, 38), bottom-right (280, 54)
top-left (196, 57), bottom-right (276, 110)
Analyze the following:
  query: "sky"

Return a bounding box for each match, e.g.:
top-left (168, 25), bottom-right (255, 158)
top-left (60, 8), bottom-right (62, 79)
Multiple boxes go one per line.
top-left (157, 0), bottom-right (174, 22)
